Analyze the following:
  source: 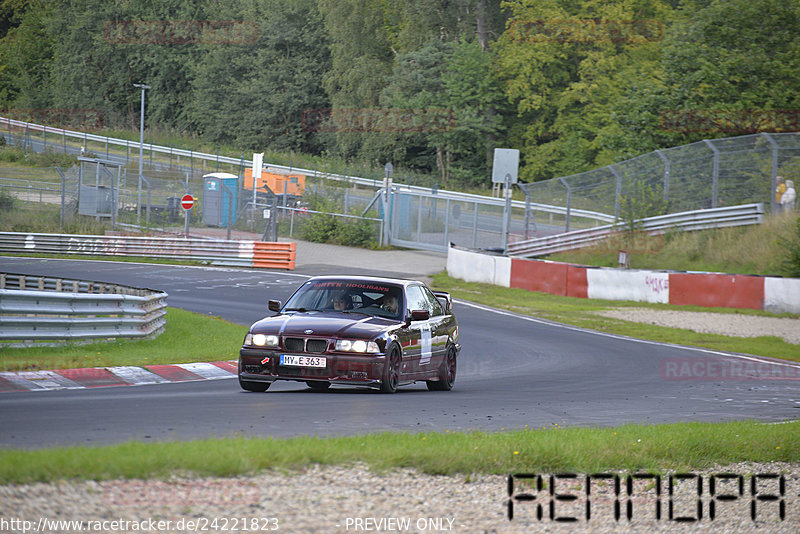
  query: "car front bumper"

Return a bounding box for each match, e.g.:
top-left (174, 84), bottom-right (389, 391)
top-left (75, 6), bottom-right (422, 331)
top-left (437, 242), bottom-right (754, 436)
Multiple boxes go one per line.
top-left (239, 348), bottom-right (388, 387)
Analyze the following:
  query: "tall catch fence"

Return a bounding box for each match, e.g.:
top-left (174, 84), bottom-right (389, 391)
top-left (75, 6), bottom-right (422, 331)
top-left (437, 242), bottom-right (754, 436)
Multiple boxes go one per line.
top-left (1, 115), bottom-right (798, 254)
top-left (517, 133), bottom-right (800, 239)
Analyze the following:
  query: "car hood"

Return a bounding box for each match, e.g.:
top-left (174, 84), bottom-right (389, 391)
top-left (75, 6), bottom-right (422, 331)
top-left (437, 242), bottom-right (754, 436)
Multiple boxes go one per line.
top-left (250, 311), bottom-right (399, 339)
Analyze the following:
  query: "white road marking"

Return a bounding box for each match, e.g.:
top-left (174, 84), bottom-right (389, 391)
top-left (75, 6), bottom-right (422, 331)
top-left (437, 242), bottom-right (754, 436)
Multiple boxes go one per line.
top-left (176, 362), bottom-right (236, 380)
top-left (107, 366), bottom-right (169, 385)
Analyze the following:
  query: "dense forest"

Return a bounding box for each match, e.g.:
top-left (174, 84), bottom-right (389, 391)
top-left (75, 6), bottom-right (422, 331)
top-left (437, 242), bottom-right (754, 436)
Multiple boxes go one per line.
top-left (1, 0), bottom-right (798, 188)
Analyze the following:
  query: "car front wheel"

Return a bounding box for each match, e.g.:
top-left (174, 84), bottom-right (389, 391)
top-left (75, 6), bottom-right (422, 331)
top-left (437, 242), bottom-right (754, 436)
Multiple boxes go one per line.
top-left (427, 345), bottom-right (456, 391)
top-left (380, 345), bottom-right (401, 393)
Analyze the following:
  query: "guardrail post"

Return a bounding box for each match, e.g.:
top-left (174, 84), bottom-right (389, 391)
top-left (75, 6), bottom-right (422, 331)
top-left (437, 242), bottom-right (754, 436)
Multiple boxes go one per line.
top-left (703, 139), bottom-right (720, 209)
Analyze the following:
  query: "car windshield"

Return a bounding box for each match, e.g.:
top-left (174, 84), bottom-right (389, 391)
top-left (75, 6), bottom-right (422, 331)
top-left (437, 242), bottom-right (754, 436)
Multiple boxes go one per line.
top-left (283, 279), bottom-right (404, 320)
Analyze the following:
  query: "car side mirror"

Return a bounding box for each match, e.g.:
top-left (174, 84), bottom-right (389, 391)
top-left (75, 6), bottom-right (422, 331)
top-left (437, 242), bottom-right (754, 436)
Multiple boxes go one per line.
top-left (268, 300), bottom-right (282, 312)
top-left (432, 291), bottom-right (452, 312)
top-left (410, 309), bottom-right (430, 322)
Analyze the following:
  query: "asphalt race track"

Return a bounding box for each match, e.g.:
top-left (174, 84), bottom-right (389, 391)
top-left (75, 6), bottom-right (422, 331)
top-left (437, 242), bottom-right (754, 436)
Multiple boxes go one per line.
top-left (1, 256), bottom-right (799, 449)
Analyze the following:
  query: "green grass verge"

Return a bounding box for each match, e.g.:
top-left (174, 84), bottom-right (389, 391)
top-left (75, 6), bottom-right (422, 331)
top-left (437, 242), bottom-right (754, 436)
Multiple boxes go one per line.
top-left (548, 213), bottom-right (800, 276)
top-left (0, 420), bottom-right (796, 483)
top-left (431, 273), bottom-right (800, 362)
top-left (0, 307), bottom-right (245, 372)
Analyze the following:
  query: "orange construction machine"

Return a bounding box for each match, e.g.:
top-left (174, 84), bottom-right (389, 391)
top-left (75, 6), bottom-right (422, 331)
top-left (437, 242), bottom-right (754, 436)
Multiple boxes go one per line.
top-left (244, 168), bottom-right (305, 196)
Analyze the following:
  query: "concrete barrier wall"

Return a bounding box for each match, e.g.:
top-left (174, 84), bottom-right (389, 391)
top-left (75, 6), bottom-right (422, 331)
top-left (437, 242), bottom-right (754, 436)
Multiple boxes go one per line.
top-left (446, 246), bottom-right (799, 313)
top-left (764, 277), bottom-right (800, 314)
top-left (669, 273), bottom-right (764, 310)
top-left (587, 269), bottom-right (670, 304)
top-left (446, 247), bottom-right (510, 287)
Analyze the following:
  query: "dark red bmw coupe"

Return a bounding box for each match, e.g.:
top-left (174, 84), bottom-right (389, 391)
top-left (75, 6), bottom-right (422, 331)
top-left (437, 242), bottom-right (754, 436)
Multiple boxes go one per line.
top-left (238, 276), bottom-right (459, 393)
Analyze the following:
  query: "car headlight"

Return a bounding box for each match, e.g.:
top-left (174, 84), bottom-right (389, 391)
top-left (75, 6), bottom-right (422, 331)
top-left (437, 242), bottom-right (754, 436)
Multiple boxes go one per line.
top-left (245, 333), bottom-right (279, 347)
top-left (335, 339), bottom-right (379, 353)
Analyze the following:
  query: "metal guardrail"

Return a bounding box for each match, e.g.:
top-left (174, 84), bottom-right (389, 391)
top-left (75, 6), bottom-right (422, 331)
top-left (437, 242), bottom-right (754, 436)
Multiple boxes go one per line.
top-left (0, 232), bottom-right (296, 269)
top-left (507, 203), bottom-right (765, 257)
top-left (0, 272), bottom-right (167, 346)
top-left (1, 116), bottom-right (614, 223)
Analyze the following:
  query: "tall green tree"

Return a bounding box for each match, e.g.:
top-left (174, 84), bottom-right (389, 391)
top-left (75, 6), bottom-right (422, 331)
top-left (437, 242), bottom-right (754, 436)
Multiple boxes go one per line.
top-left (621, 0), bottom-right (800, 148)
top-left (317, 0), bottom-right (393, 159)
top-left (0, 0), bottom-right (55, 110)
top-left (188, 0), bottom-right (331, 153)
top-left (496, 0), bottom-right (673, 181)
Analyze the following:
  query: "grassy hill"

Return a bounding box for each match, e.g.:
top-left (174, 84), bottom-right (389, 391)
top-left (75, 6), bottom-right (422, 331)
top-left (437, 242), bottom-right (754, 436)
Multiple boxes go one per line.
top-left (547, 212), bottom-right (800, 277)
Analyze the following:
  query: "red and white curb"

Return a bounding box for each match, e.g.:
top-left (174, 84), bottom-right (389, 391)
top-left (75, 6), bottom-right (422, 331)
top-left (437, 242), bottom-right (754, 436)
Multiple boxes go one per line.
top-left (0, 360), bottom-right (238, 393)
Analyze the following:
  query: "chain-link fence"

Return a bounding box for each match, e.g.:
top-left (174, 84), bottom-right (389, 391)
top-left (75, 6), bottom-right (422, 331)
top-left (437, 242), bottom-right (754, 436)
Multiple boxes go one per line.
top-left (3, 117), bottom-right (799, 253)
top-left (517, 133), bottom-right (800, 238)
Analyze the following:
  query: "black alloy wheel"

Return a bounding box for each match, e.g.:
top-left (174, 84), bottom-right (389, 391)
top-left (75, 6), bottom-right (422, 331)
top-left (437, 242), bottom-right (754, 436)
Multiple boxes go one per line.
top-left (380, 345), bottom-right (401, 393)
top-left (427, 345), bottom-right (456, 391)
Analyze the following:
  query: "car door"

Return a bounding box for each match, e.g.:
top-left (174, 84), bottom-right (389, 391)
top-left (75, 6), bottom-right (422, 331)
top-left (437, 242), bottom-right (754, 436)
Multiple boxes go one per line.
top-left (419, 285), bottom-right (448, 373)
top-left (403, 285), bottom-right (433, 377)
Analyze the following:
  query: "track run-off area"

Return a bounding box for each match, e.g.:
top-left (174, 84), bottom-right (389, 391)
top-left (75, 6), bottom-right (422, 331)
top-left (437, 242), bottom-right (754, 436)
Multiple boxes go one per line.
top-left (1, 256), bottom-right (798, 449)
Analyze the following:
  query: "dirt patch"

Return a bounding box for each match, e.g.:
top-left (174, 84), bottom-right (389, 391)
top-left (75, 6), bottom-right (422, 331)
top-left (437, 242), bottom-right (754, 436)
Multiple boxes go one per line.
top-left (596, 308), bottom-right (800, 345)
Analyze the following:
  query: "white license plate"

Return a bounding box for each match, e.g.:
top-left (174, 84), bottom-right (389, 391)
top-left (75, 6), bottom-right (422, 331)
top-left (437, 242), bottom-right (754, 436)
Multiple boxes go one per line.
top-left (280, 355), bottom-right (327, 368)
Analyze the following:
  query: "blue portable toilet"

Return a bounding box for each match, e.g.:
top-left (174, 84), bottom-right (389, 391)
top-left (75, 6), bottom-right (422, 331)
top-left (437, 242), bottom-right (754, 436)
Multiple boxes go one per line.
top-left (202, 173), bottom-right (238, 227)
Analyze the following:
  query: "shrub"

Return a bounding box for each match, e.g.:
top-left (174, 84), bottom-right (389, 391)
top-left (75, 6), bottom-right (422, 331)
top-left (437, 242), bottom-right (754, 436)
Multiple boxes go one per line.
top-left (778, 216), bottom-right (800, 277)
top-left (0, 189), bottom-right (15, 211)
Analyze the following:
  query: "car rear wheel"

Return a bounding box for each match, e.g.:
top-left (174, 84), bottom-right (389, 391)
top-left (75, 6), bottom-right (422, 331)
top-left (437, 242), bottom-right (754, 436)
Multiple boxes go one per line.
top-left (427, 345), bottom-right (456, 391)
top-left (306, 380), bottom-right (331, 391)
top-left (239, 377), bottom-right (270, 392)
top-left (380, 345), bottom-right (401, 393)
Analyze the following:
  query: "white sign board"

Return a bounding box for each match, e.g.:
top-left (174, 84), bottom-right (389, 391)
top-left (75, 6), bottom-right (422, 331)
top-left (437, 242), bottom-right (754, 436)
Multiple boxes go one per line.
top-left (492, 148), bottom-right (519, 184)
top-left (253, 152), bottom-right (264, 181)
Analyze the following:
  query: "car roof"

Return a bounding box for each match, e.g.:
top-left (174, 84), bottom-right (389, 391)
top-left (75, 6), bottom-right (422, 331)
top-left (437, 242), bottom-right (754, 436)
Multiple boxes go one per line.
top-left (303, 275), bottom-right (422, 288)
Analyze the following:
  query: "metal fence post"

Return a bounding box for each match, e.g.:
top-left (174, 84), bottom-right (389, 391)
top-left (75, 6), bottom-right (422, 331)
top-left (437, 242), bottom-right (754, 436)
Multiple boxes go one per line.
top-left (523, 186), bottom-right (533, 240)
top-left (703, 139), bottom-right (720, 208)
top-left (762, 133), bottom-right (779, 213)
top-left (610, 165), bottom-right (622, 220)
top-left (559, 177), bottom-right (572, 232)
top-left (416, 195), bottom-right (423, 242)
top-left (656, 149), bottom-right (670, 203)
top-left (56, 166), bottom-right (66, 232)
top-left (502, 174), bottom-right (512, 250)
top-left (472, 202), bottom-right (479, 248)
top-left (444, 198), bottom-right (450, 249)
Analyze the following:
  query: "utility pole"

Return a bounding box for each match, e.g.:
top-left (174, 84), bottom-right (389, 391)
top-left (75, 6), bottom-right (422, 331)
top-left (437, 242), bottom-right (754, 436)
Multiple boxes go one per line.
top-left (133, 83), bottom-right (151, 225)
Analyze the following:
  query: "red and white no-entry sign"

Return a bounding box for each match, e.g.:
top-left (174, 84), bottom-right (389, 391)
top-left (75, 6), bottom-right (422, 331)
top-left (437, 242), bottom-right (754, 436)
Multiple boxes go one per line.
top-left (180, 194), bottom-right (195, 210)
